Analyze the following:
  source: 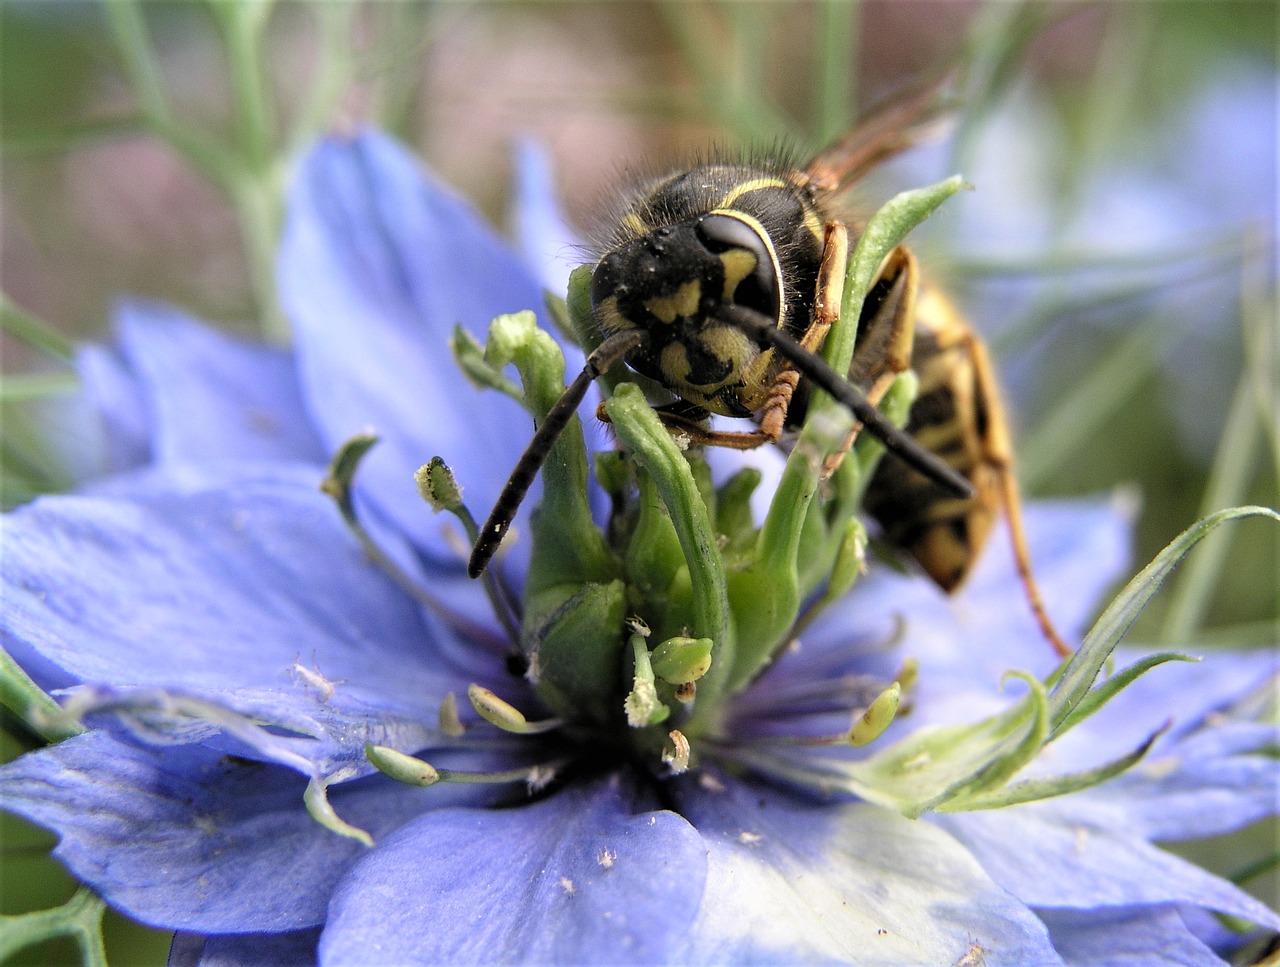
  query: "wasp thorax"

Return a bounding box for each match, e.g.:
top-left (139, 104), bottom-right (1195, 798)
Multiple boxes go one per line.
top-left (591, 213), bottom-right (784, 417)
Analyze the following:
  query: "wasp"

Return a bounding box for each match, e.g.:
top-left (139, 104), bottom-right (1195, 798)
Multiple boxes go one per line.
top-left (467, 82), bottom-right (1069, 657)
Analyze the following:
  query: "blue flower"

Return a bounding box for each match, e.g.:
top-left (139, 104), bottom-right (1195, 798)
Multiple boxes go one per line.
top-left (1, 131), bottom-right (1276, 966)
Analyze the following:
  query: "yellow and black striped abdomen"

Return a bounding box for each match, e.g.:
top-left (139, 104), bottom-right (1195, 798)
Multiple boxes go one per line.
top-left (862, 285), bottom-right (1009, 591)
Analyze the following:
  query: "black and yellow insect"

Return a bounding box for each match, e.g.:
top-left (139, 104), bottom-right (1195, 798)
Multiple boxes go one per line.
top-left (468, 84), bottom-right (1069, 656)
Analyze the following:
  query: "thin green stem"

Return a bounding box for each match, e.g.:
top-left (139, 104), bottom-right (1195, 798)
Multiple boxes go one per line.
top-left (0, 373), bottom-right (81, 403)
top-left (288, 2), bottom-right (357, 152)
top-left (230, 174), bottom-right (288, 343)
top-left (1018, 320), bottom-right (1164, 491)
top-left (0, 888), bottom-right (107, 966)
top-left (0, 295), bottom-right (74, 361)
top-left (815, 0), bottom-right (857, 147)
top-left (214, 1), bottom-right (275, 171)
top-left (104, 0), bottom-right (170, 124)
top-left (1160, 368), bottom-right (1263, 642)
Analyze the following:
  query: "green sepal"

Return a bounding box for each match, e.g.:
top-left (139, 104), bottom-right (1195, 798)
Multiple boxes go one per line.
top-left (625, 468), bottom-right (686, 609)
top-left (744, 505), bottom-right (1280, 817)
top-left (715, 467), bottom-right (762, 557)
top-left (450, 324), bottom-right (522, 401)
top-left (565, 265), bottom-right (602, 354)
top-left (604, 383), bottom-right (733, 728)
top-left (523, 578), bottom-right (628, 726)
top-left (593, 450), bottom-right (633, 501)
top-left (830, 175), bottom-right (968, 376)
top-left (729, 405), bottom-right (856, 692)
top-left (952, 724), bottom-right (1168, 811)
top-left (1048, 505), bottom-right (1280, 734)
top-left (728, 183), bottom-right (960, 692)
top-left (484, 310), bottom-right (616, 592)
top-left (542, 289), bottom-right (578, 347)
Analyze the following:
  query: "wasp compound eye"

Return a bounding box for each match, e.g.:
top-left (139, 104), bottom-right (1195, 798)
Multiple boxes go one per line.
top-left (696, 212), bottom-right (781, 321)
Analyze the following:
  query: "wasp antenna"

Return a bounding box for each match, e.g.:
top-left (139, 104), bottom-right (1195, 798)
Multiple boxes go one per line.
top-left (468, 330), bottom-right (645, 579)
top-left (718, 304), bottom-right (975, 500)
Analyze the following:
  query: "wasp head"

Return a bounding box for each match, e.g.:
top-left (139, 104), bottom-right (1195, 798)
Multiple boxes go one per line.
top-left (590, 212), bottom-right (784, 416)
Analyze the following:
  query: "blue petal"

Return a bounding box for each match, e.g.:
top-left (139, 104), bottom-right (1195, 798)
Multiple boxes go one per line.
top-left (75, 341), bottom-right (151, 475)
top-left (114, 301), bottom-right (326, 465)
top-left (169, 929), bottom-right (321, 967)
top-left (1037, 905), bottom-right (1223, 967)
top-left (737, 498), bottom-right (1132, 739)
top-left (932, 805), bottom-right (1280, 931)
top-left (1034, 648), bottom-right (1278, 842)
top-left (0, 732), bottom-right (496, 933)
top-left (511, 139), bottom-right (581, 296)
top-left (672, 773), bottom-right (1061, 965)
top-left (279, 130), bottom-right (553, 564)
top-left (1, 463), bottom-right (480, 762)
top-left (320, 776), bottom-right (707, 965)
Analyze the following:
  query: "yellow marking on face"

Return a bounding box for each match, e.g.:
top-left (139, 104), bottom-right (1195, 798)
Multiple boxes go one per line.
top-left (621, 211), bottom-right (649, 239)
top-left (660, 342), bottom-right (692, 382)
top-left (718, 248), bottom-right (757, 302)
top-left (594, 296), bottom-right (636, 335)
top-left (720, 176), bottom-right (789, 209)
top-left (699, 328), bottom-right (752, 384)
top-left (645, 280), bottom-right (702, 324)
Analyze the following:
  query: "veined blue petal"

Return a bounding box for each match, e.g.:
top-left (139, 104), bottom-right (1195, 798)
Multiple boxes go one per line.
top-left (672, 774), bottom-right (1061, 965)
top-left (0, 733), bottom-right (498, 933)
top-left (320, 776), bottom-right (707, 966)
top-left (933, 804), bottom-right (1280, 930)
top-left (114, 301), bottom-right (326, 465)
top-left (0, 463), bottom-right (468, 716)
top-left (733, 499), bottom-right (1133, 740)
top-left (279, 130), bottom-right (554, 564)
top-left (1036, 905), bottom-right (1223, 967)
top-left (169, 928), bottom-right (322, 967)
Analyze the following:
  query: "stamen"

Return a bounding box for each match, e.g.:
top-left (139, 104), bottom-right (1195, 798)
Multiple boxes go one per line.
top-left (366, 744), bottom-right (568, 792)
top-left (320, 435), bottom-right (510, 654)
top-left (663, 729), bottom-right (691, 774)
top-left (847, 682), bottom-right (902, 746)
top-left (467, 684), bottom-right (563, 735)
top-left (624, 628), bottom-right (669, 727)
top-left (732, 680), bottom-right (904, 749)
top-left (416, 457), bottom-right (523, 643)
top-left (650, 636), bottom-right (714, 684)
top-left (438, 692), bottom-right (465, 738)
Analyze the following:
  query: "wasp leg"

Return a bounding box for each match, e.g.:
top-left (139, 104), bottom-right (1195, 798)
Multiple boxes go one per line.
top-left (594, 399), bottom-right (775, 450)
top-left (469, 329), bottom-right (644, 578)
top-left (821, 244), bottom-right (920, 479)
top-left (716, 302), bottom-right (974, 499)
top-left (757, 222), bottom-right (851, 445)
top-left (965, 331), bottom-right (1074, 658)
